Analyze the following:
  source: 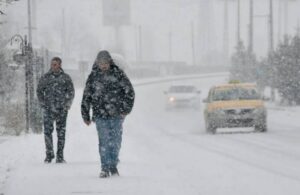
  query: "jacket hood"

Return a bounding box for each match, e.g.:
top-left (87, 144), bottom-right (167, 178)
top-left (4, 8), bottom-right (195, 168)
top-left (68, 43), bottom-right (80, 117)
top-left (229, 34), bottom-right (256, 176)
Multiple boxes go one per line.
top-left (91, 52), bottom-right (120, 72)
top-left (96, 50), bottom-right (112, 62)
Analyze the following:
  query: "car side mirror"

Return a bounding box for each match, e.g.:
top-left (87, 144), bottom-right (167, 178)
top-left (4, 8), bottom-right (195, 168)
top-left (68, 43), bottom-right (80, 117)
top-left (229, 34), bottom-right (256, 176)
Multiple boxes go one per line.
top-left (202, 98), bottom-right (208, 103)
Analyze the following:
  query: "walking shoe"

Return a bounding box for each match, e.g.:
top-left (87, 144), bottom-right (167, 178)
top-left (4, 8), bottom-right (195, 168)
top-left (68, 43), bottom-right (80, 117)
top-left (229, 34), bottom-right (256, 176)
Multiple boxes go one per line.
top-left (110, 167), bottom-right (119, 176)
top-left (56, 158), bottom-right (66, 163)
top-left (99, 170), bottom-right (110, 178)
top-left (44, 153), bottom-right (55, 163)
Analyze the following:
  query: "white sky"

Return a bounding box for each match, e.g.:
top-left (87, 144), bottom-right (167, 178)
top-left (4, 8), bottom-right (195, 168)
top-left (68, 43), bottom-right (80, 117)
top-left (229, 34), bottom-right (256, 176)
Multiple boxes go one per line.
top-left (2, 0), bottom-right (300, 64)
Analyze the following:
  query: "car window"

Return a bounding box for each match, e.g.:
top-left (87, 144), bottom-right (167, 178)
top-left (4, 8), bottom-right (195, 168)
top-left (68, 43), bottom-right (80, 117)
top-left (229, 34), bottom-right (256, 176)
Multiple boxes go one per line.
top-left (212, 87), bottom-right (260, 101)
top-left (169, 86), bottom-right (196, 93)
top-left (212, 88), bottom-right (239, 101)
top-left (239, 88), bottom-right (260, 100)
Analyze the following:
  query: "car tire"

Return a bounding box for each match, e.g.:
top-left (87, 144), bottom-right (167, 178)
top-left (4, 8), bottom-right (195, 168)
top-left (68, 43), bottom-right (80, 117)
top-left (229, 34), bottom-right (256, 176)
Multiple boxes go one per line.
top-left (254, 118), bottom-right (267, 132)
top-left (205, 120), bottom-right (217, 134)
top-left (255, 124), bottom-right (267, 132)
top-left (254, 116), bottom-right (267, 132)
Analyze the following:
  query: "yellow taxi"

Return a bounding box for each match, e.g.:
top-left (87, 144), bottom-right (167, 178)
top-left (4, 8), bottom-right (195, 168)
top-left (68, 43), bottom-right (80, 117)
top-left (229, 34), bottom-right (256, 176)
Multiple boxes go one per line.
top-left (203, 82), bottom-right (267, 134)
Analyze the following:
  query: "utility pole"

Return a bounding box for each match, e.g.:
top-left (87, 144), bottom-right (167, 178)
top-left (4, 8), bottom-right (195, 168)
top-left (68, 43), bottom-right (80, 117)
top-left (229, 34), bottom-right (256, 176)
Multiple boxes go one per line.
top-left (278, 0), bottom-right (282, 42)
top-left (269, 0), bottom-right (275, 101)
top-left (237, 0), bottom-right (241, 44)
top-left (27, 0), bottom-right (32, 44)
top-left (23, 35), bottom-right (30, 132)
top-left (32, 0), bottom-right (37, 45)
top-left (27, 0), bottom-right (34, 132)
top-left (223, 0), bottom-right (229, 65)
top-left (284, 0), bottom-right (288, 35)
top-left (248, 0), bottom-right (253, 53)
top-left (169, 27), bottom-right (172, 62)
top-left (61, 9), bottom-right (65, 59)
top-left (191, 21), bottom-right (196, 66)
top-left (269, 0), bottom-right (274, 52)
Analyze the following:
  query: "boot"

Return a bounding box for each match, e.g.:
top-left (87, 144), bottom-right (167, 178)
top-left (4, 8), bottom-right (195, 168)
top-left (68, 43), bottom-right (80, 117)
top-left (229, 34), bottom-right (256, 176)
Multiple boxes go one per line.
top-left (110, 167), bottom-right (119, 176)
top-left (44, 152), bottom-right (55, 163)
top-left (99, 169), bottom-right (110, 178)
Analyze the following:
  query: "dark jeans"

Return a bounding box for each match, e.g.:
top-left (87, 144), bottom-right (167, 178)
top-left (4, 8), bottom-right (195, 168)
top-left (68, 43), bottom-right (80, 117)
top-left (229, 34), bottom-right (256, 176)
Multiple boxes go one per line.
top-left (95, 117), bottom-right (124, 170)
top-left (43, 109), bottom-right (68, 159)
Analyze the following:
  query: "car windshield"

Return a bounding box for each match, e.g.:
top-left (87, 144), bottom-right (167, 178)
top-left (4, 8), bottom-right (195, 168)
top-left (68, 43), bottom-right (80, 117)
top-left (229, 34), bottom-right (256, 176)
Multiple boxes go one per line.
top-left (169, 86), bottom-right (196, 93)
top-left (212, 87), bottom-right (260, 101)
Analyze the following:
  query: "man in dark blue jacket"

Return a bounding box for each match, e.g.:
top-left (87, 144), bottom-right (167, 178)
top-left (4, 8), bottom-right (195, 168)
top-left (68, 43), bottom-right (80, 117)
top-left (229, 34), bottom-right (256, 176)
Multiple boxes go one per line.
top-left (37, 57), bottom-right (74, 163)
top-left (81, 50), bottom-right (135, 178)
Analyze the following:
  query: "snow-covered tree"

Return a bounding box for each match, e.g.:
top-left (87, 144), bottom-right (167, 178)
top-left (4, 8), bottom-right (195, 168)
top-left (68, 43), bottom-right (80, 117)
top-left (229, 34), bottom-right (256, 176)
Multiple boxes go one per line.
top-left (273, 35), bottom-right (300, 105)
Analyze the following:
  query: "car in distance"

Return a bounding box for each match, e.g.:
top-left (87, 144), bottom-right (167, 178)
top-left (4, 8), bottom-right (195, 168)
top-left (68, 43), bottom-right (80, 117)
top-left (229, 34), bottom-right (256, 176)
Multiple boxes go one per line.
top-left (203, 82), bottom-right (267, 134)
top-left (164, 85), bottom-right (201, 110)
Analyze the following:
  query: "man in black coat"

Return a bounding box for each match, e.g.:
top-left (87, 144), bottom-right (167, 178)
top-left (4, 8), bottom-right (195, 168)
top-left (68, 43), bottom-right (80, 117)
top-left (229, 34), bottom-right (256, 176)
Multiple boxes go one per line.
top-left (37, 57), bottom-right (74, 163)
top-left (81, 50), bottom-right (135, 178)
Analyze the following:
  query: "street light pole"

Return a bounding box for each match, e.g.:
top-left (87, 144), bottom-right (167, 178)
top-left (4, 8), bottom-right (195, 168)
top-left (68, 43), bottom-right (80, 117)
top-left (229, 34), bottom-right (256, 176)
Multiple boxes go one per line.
top-left (237, 0), bottom-right (241, 44)
top-left (24, 36), bottom-right (30, 132)
top-left (26, 40), bottom-right (34, 132)
top-left (10, 34), bottom-right (30, 132)
top-left (248, 0), bottom-right (253, 53)
top-left (191, 21), bottom-right (196, 66)
top-left (26, 0), bottom-right (35, 131)
top-left (223, 0), bottom-right (229, 65)
top-left (169, 28), bottom-right (173, 62)
top-left (269, 0), bottom-right (274, 53)
top-left (27, 0), bottom-right (32, 44)
top-left (269, 0), bottom-right (275, 101)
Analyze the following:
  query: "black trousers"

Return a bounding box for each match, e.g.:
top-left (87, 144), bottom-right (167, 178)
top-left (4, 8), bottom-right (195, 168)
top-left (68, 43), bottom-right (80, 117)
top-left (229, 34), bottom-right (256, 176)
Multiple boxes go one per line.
top-left (43, 109), bottom-right (68, 159)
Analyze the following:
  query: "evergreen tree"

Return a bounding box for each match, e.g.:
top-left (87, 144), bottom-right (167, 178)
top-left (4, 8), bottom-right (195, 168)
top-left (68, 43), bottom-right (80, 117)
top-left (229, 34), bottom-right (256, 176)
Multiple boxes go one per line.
top-left (273, 35), bottom-right (300, 105)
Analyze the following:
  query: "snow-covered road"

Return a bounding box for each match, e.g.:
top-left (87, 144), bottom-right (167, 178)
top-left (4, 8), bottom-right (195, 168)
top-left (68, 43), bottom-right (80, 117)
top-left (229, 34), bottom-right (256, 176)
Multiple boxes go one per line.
top-left (0, 139), bottom-right (6, 144)
top-left (1, 75), bottom-right (300, 195)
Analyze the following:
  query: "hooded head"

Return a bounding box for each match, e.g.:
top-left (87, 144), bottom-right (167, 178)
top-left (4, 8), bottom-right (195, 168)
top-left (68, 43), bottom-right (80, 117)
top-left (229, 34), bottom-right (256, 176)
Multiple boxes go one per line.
top-left (96, 50), bottom-right (112, 64)
top-left (94, 50), bottom-right (113, 72)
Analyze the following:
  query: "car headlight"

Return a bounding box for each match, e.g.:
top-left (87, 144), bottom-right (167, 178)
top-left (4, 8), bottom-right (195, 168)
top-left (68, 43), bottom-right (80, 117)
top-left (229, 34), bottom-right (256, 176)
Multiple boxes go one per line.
top-left (169, 97), bottom-right (175, 102)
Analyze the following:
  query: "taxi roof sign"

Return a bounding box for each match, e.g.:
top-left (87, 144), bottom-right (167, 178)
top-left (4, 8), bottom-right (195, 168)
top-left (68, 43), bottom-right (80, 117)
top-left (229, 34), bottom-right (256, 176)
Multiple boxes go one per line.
top-left (228, 80), bottom-right (240, 84)
top-left (213, 83), bottom-right (257, 90)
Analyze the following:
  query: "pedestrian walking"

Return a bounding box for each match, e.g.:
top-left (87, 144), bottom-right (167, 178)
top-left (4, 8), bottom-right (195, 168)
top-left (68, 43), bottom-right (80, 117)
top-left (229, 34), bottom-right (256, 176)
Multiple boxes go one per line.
top-left (81, 50), bottom-right (135, 178)
top-left (37, 57), bottom-right (75, 163)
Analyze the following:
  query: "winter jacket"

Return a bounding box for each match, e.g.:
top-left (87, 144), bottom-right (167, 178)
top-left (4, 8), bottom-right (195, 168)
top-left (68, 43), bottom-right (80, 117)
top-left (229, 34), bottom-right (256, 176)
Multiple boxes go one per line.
top-left (37, 69), bottom-right (75, 112)
top-left (81, 64), bottom-right (135, 121)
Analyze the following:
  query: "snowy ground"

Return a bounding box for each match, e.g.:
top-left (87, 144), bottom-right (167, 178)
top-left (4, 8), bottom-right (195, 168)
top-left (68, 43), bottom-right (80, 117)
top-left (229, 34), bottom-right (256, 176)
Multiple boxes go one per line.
top-left (1, 74), bottom-right (300, 195)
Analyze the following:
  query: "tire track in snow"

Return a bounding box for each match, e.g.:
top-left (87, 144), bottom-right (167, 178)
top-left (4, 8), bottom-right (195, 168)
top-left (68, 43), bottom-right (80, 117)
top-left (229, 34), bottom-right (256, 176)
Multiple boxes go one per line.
top-left (155, 125), bottom-right (300, 182)
top-left (216, 133), bottom-right (300, 161)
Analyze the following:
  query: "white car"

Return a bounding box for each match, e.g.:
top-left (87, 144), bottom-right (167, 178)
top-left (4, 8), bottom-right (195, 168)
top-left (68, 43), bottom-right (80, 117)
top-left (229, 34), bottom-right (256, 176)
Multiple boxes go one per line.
top-left (164, 85), bottom-right (201, 110)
